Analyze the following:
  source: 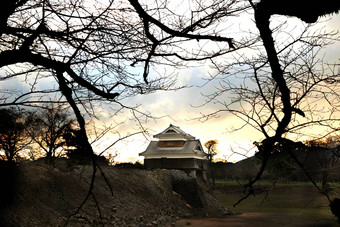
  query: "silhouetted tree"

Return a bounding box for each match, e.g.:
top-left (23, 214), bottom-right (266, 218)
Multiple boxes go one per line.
top-left (305, 137), bottom-right (340, 191)
top-left (63, 129), bottom-right (90, 159)
top-left (245, 2), bottom-right (340, 195)
top-left (0, 2), bottom-right (188, 219)
top-left (63, 128), bottom-right (108, 165)
top-left (26, 105), bottom-right (75, 164)
top-left (254, 139), bottom-right (305, 181)
top-left (0, 0), bottom-right (185, 166)
top-left (0, 108), bottom-right (31, 164)
top-left (204, 140), bottom-right (218, 163)
top-left (204, 139), bottom-right (218, 186)
top-left (187, 0), bottom-right (340, 207)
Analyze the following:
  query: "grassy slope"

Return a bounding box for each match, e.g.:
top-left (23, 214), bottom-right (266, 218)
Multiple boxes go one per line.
top-left (214, 181), bottom-right (340, 226)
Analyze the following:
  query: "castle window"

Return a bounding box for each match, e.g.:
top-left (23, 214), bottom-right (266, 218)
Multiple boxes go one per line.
top-left (158, 141), bottom-right (185, 147)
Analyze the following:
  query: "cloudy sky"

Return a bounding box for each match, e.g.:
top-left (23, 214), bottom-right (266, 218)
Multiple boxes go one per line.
top-left (103, 13), bottom-right (340, 164)
top-left (1, 7), bottom-right (339, 163)
top-left (92, 67), bottom-right (263, 163)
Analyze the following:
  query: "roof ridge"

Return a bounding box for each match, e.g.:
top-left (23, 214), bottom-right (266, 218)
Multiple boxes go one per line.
top-left (153, 124), bottom-right (196, 140)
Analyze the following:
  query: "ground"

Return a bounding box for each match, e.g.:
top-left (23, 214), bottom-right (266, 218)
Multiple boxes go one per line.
top-left (1, 160), bottom-right (339, 226)
top-left (208, 181), bottom-right (340, 226)
top-left (0, 160), bottom-right (226, 226)
top-left (1, 161), bottom-right (196, 226)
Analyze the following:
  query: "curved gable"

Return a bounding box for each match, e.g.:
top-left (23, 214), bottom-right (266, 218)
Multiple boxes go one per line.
top-left (154, 124), bottom-right (195, 140)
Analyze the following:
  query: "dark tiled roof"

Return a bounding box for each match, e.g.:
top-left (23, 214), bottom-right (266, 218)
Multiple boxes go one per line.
top-left (154, 124), bottom-right (195, 140)
top-left (141, 140), bottom-right (206, 157)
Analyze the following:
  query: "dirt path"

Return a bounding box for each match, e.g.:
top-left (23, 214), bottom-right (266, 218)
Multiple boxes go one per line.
top-left (175, 212), bottom-right (338, 226)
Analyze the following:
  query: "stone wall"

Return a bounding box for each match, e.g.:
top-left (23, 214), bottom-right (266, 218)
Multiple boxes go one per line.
top-left (144, 158), bottom-right (207, 170)
top-left (170, 169), bottom-right (231, 217)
